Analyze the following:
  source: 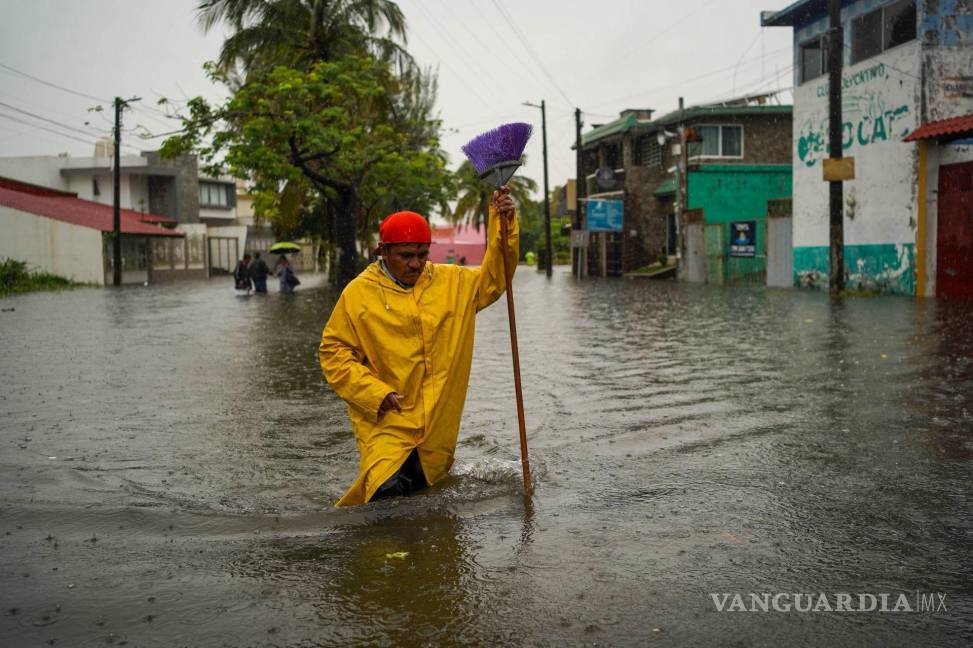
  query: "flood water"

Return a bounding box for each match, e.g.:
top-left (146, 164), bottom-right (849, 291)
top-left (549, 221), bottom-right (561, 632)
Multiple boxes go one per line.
top-left (1, 269), bottom-right (971, 647)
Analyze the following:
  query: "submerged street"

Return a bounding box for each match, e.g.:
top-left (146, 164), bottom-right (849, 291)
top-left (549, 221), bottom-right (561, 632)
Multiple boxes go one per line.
top-left (1, 271), bottom-right (971, 646)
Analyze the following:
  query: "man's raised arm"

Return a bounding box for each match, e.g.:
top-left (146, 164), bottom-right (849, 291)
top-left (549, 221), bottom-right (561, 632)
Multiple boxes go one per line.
top-left (474, 187), bottom-right (519, 311)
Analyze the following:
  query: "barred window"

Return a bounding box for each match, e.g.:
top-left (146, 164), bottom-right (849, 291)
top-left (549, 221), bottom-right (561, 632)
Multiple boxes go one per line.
top-left (851, 0), bottom-right (915, 65)
top-left (634, 134), bottom-right (662, 167)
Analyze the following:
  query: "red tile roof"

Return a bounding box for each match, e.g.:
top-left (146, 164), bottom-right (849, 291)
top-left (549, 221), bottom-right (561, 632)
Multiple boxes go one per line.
top-left (903, 113), bottom-right (973, 142)
top-left (0, 176), bottom-right (182, 236)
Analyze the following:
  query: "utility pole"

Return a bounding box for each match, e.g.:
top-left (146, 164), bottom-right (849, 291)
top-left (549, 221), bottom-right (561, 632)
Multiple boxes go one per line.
top-left (112, 97), bottom-right (122, 287)
top-left (541, 100), bottom-right (551, 278)
top-left (574, 107), bottom-right (586, 279)
top-left (523, 100), bottom-right (552, 277)
top-left (111, 96), bottom-right (140, 287)
top-left (676, 97), bottom-right (687, 270)
top-left (827, 0), bottom-right (845, 294)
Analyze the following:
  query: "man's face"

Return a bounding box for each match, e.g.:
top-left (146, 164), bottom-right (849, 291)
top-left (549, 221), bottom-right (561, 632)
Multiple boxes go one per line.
top-left (384, 243), bottom-right (430, 285)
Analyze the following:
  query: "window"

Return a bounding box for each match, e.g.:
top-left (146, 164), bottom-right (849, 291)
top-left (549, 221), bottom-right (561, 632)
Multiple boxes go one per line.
top-left (199, 181), bottom-right (229, 207)
top-left (800, 36), bottom-right (828, 84)
top-left (689, 125), bottom-right (743, 159)
top-left (633, 134), bottom-right (662, 167)
top-left (721, 126), bottom-right (743, 157)
top-left (851, 0), bottom-right (915, 65)
top-left (605, 142), bottom-right (621, 170)
top-left (884, 0), bottom-right (917, 50)
top-left (851, 9), bottom-right (883, 63)
top-left (92, 178), bottom-right (100, 197)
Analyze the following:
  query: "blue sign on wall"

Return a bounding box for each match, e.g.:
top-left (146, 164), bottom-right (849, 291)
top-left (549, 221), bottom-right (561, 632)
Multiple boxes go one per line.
top-left (729, 220), bottom-right (757, 257)
top-left (586, 199), bottom-right (624, 232)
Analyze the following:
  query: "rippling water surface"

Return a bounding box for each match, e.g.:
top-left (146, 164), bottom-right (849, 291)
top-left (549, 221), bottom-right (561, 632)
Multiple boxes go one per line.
top-left (1, 270), bottom-right (971, 646)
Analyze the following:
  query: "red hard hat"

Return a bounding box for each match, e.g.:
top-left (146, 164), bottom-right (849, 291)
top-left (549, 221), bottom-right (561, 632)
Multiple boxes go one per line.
top-left (379, 211), bottom-right (431, 245)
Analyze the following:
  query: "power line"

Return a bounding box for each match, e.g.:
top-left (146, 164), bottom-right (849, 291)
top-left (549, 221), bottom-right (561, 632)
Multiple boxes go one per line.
top-left (402, 24), bottom-right (495, 108)
top-left (732, 28), bottom-right (766, 97)
top-left (489, 0), bottom-right (574, 106)
top-left (443, 0), bottom-right (556, 105)
top-left (586, 45), bottom-right (790, 110)
top-left (0, 100), bottom-right (104, 139)
top-left (0, 111), bottom-right (108, 148)
top-left (410, 0), bottom-right (508, 90)
top-left (591, 0), bottom-right (723, 80)
top-left (0, 61), bottom-right (109, 104)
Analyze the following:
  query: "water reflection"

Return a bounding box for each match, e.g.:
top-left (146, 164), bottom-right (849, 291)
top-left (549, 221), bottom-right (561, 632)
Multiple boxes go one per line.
top-left (1, 271), bottom-right (971, 646)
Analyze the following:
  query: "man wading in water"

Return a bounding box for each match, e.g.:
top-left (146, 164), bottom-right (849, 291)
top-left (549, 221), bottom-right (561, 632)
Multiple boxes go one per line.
top-left (319, 188), bottom-right (518, 506)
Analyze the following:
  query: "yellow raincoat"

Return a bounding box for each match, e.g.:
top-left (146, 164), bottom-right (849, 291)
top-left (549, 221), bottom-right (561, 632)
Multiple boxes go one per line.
top-left (319, 207), bottom-right (518, 506)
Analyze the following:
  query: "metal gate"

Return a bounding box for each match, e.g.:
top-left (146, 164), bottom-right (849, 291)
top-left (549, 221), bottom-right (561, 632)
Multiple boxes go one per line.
top-left (766, 215), bottom-right (793, 287)
top-left (704, 223), bottom-right (724, 285)
top-left (936, 161), bottom-right (973, 298)
top-left (208, 236), bottom-right (239, 275)
top-left (683, 222), bottom-right (705, 282)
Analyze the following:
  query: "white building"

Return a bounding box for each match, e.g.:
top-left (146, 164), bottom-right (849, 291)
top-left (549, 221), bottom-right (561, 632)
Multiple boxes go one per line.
top-left (0, 148), bottom-right (248, 277)
top-left (763, 0), bottom-right (973, 296)
top-left (0, 176), bottom-right (184, 285)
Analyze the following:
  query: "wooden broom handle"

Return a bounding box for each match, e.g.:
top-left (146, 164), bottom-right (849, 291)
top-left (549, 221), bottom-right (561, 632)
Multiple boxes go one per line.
top-left (499, 215), bottom-right (532, 497)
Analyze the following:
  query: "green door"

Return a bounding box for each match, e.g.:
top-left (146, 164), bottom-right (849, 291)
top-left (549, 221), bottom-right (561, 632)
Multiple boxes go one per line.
top-left (704, 223), bottom-right (724, 285)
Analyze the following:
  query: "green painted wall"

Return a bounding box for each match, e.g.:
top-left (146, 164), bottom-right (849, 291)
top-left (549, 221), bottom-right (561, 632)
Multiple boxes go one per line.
top-left (793, 244), bottom-right (915, 295)
top-left (688, 165), bottom-right (792, 284)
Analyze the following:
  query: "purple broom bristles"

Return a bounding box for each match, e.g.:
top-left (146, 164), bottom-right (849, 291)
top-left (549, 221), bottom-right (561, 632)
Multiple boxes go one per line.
top-left (462, 122), bottom-right (533, 176)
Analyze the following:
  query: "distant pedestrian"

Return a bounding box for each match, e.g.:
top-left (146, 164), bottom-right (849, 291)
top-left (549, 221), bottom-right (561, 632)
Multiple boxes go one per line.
top-left (276, 256), bottom-right (300, 294)
top-left (233, 254), bottom-right (252, 294)
top-left (250, 252), bottom-right (269, 293)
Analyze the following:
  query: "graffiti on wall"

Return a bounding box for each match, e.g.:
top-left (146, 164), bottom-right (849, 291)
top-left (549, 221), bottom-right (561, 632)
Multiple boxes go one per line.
top-left (797, 62), bottom-right (913, 167)
top-left (797, 93), bottom-right (910, 167)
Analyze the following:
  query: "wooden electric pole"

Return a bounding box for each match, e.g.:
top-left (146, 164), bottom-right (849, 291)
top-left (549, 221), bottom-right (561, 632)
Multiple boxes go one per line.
top-left (827, 0), bottom-right (845, 294)
top-left (524, 100), bottom-right (552, 276)
top-left (540, 100), bottom-right (552, 278)
top-left (112, 97), bottom-right (122, 286)
top-left (574, 107), bottom-right (585, 279)
top-left (111, 96), bottom-right (140, 287)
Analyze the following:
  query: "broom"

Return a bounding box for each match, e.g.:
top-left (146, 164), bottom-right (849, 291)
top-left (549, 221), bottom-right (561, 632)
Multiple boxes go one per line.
top-left (462, 122), bottom-right (534, 498)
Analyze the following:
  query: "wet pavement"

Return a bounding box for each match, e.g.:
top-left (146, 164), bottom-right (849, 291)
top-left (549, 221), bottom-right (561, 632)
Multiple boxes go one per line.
top-left (1, 270), bottom-right (971, 647)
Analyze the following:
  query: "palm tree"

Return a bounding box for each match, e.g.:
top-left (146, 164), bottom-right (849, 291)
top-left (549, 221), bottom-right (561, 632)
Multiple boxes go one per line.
top-left (196, 0), bottom-right (412, 74)
top-left (451, 160), bottom-right (537, 244)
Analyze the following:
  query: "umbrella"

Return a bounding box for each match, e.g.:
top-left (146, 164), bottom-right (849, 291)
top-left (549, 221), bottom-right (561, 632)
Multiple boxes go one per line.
top-left (269, 242), bottom-right (301, 255)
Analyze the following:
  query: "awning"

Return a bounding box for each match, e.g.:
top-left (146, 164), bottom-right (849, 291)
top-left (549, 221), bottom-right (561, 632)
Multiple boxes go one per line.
top-left (903, 113), bottom-right (973, 142)
top-left (653, 176), bottom-right (677, 196)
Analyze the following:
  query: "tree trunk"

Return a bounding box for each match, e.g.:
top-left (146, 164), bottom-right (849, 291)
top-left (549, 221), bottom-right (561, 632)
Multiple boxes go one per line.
top-left (334, 187), bottom-right (359, 287)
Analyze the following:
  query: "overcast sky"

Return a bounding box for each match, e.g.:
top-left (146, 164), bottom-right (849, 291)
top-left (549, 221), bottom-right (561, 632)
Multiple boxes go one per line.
top-left (0, 0), bottom-right (796, 200)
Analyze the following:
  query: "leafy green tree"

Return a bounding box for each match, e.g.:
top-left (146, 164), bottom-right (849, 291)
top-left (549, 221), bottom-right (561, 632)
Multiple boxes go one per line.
top-left (451, 160), bottom-right (537, 244)
top-left (162, 57), bottom-right (450, 286)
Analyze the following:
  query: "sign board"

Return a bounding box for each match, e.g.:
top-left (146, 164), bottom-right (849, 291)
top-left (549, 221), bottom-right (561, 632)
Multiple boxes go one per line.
top-left (570, 228), bottom-right (590, 248)
top-left (586, 199), bottom-right (623, 232)
top-left (823, 157), bottom-right (855, 181)
top-left (729, 220), bottom-right (756, 257)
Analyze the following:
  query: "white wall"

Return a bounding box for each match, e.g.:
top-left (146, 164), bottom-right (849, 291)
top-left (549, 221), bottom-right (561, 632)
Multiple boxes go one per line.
top-left (0, 155), bottom-right (152, 213)
top-left (65, 171), bottom-right (148, 211)
top-left (0, 156), bottom-right (71, 189)
top-left (199, 206), bottom-right (237, 222)
top-left (206, 224), bottom-right (247, 263)
top-left (792, 41), bottom-right (921, 250)
top-left (0, 206), bottom-right (104, 284)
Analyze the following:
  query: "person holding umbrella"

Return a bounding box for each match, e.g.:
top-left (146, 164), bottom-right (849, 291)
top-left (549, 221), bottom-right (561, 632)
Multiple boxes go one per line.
top-left (270, 242), bottom-right (301, 294)
top-left (275, 256), bottom-right (299, 294)
top-left (318, 188), bottom-right (518, 506)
